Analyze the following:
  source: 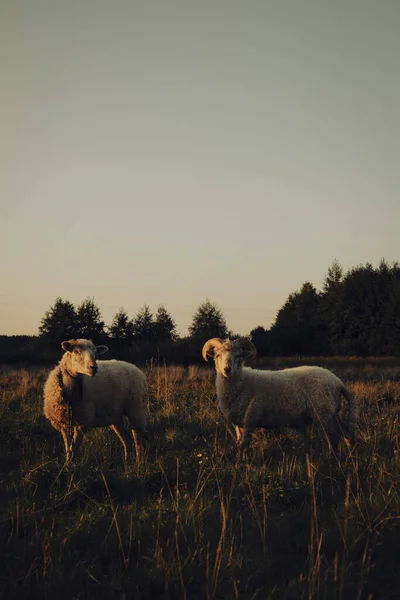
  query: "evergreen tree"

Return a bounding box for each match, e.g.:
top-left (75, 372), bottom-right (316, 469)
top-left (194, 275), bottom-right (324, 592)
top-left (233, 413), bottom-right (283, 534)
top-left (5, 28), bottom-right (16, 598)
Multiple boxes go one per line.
top-left (39, 297), bottom-right (77, 346)
top-left (133, 305), bottom-right (155, 344)
top-left (319, 259), bottom-right (344, 353)
top-left (188, 299), bottom-right (228, 341)
top-left (381, 262), bottom-right (400, 354)
top-left (331, 261), bottom-right (399, 355)
top-left (271, 282), bottom-right (325, 354)
top-left (250, 326), bottom-right (270, 355)
top-left (154, 305), bottom-right (177, 342)
top-left (75, 297), bottom-right (105, 340)
top-left (269, 260), bottom-right (400, 356)
top-left (108, 308), bottom-right (134, 344)
top-left (274, 282), bottom-right (321, 328)
top-left (322, 259), bottom-right (343, 294)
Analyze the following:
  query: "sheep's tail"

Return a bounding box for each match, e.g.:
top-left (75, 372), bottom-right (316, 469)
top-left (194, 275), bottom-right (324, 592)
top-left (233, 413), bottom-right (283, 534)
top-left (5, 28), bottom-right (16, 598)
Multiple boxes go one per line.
top-left (341, 385), bottom-right (358, 442)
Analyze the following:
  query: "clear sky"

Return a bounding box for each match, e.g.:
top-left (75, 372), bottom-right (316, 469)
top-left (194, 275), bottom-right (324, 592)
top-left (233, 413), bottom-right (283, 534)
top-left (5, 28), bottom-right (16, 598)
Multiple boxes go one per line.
top-left (1, 0), bottom-right (399, 337)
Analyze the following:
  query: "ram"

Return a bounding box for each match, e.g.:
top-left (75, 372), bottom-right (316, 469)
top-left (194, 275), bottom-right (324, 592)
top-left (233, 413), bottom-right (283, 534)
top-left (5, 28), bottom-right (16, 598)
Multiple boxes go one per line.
top-left (43, 339), bottom-right (148, 463)
top-left (202, 337), bottom-right (357, 458)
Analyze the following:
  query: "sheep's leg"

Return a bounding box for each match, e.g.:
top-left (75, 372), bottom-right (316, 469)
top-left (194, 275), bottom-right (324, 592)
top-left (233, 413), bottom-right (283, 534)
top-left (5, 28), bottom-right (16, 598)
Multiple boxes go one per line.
top-left (109, 422), bottom-right (133, 462)
top-left (70, 427), bottom-right (85, 460)
top-left (316, 408), bottom-right (341, 454)
top-left (234, 425), bottom-right (243, 444)
top-left (239, 400), bottom-right (258, 460)
top-left (325, 416), bottom-right (341, 454)
top-left (300, 427), bottom-right (312, 456)
top-left (61, 427), bottom-right (84, 462)
top-left (132, 430), bottom-right (142, 460)
top-left (61, 428), bottom-right (72, 462)
top-left (125, 411), bottom-right (148, 461)
top-left (239, 431), bottom-right (254, 461)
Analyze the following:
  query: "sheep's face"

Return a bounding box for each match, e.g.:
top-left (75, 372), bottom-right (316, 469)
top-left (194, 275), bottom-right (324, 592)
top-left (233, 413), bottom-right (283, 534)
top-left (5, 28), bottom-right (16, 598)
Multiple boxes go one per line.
top-left (203, 338), bottom-right (256, 379)
top-left (213, 342), bottom-right (245, 378)
top-left (206, 341), bottom-right (244, 379)
top-left (61, 339), bottom-right (109, 377)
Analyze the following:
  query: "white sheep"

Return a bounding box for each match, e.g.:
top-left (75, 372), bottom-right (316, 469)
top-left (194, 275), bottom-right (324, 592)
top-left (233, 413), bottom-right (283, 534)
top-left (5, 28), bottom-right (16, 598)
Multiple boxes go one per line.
top-left (202, 337), bottom-right (358, 458)
top-left (43, 339), bottom-right (148, 463)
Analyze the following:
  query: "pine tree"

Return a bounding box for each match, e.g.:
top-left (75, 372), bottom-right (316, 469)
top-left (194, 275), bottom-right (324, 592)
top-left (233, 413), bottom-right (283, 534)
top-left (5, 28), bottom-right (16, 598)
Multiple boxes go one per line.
top-left (320, 259), bottom-right (345, 353)
top-left (108, 308), bottom-right (134, 343)
top-left (188, 299), bottom-right (228, 341)
top-left (332, 262), bottom-right (398, 355)
top-left (39, 297), bottom-right (77, 347)
top-left (274, 282), bottom-right (320, 328)
top-left (250, 326), bottom-right (269, 355)
top-left (322, 259), bottom-right (343, 294)
top-left (154, 305), bottom-right (177, 342)
top-left (271, 283), bottom-right (325, 354)
top-left (133, 305), bottom-right (155, 344)
top-left (75, 297), bottom-right (105, 340)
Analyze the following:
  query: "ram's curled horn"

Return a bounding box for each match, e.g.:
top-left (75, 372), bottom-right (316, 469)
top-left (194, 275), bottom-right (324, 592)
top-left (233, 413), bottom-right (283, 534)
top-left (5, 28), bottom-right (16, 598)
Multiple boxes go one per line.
top-left (202, 338), bottom-right (224, 362)
top-left (232, 338), bottom-right (257, 359)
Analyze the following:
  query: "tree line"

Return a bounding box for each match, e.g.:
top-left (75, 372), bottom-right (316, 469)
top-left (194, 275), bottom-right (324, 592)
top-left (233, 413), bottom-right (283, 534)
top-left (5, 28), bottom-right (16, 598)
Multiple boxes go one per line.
top-left (38, 298), bottom-right (229, 348)
top-left (18, 297), bottom-right (228, 365)
top-left (1, 259), bottom-right (400, 364)
top-left (251, 259), bottom-right (400, 356)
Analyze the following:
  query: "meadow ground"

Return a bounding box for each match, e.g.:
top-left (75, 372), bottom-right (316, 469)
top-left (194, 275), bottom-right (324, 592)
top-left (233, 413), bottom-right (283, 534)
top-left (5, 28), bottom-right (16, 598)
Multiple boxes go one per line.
top-left (1, 358), bottom-right (400, 599)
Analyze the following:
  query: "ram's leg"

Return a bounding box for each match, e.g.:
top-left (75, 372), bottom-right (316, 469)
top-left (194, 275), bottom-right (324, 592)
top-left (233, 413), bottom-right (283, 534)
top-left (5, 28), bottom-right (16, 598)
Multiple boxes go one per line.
top-left (239, 400), bottom-right (258, 461)
top-left (132, 430), bottom-right (142, 460)
top-left (316, 407), bottom-right (341, 455)
top-left (239, 429), bottom-right (256, 461)
top-left (126, 410), bottom-right (148, 461)
top-left (325, 415), bottom-right (341, 454)
top-left (300, 426), bottom-right (312, 456)
top-left (234, 425), bottom-right (243, 444)
top-left (110, 422), bottom-right (133, 462)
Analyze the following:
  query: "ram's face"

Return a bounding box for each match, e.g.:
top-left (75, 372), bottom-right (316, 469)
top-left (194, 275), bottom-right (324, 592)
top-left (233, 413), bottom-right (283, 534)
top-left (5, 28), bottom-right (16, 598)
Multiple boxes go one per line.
top-left (61, 339), bottom-right (108, 376)
top-left (213, 342), bottom-right (243, 378)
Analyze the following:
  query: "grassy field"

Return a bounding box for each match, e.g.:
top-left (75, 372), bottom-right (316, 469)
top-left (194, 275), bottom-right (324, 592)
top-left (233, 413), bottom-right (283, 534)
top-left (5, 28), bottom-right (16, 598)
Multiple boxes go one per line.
top-left (1, 359), bottom-right (400, 599)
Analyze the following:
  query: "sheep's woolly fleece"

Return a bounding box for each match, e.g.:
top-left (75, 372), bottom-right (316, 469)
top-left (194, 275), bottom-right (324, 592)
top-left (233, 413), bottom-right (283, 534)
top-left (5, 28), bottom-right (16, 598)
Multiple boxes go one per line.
top-left (203, 337), bottom-right (358, 453)
top-left (43, 339), bottom-right (148, 461)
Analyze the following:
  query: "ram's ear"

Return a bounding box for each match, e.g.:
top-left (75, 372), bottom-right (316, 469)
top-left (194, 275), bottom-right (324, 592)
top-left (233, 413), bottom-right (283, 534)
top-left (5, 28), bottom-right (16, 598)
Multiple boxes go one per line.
top-left (233, 338), bottom-right (257, 360)
top-left (96, 345), bottom-right (109, 356)
top-left (241, 348), bottom-right (255, 360)
top-left (61, 340), bottom-right (75, 352)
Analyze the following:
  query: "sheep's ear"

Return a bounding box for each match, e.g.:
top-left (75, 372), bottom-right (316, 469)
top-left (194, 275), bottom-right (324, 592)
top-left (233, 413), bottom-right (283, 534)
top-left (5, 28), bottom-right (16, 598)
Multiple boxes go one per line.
top-left (61, 340), bottom-right (74, 352)
top-left (96, 345), bottom-right (109, 356)
top-left (233, 338), bottom-right (256, 360)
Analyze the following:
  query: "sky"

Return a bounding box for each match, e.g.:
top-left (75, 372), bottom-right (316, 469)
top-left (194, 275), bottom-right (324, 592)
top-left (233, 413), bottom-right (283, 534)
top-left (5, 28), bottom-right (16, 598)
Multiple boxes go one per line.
top-left (1, 0), bottom-right (399, 337)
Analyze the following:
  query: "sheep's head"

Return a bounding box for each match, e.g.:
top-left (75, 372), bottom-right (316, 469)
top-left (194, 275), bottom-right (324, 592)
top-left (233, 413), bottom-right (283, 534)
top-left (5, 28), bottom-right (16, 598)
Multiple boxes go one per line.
top-left (202, 338), bottom-right (256, 378)
top-left (61, 339), bottom-right (109, 377)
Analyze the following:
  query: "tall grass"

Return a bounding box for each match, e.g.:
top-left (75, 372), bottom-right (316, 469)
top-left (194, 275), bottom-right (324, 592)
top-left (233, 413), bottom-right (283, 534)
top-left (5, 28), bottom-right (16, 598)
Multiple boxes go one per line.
top-left (1, 362), bottom-right (400, 598)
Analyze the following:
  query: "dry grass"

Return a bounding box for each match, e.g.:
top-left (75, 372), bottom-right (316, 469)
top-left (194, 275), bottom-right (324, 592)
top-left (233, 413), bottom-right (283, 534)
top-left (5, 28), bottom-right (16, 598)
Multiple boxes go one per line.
top-left (1, 361), bottom-right (400, 599)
